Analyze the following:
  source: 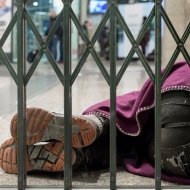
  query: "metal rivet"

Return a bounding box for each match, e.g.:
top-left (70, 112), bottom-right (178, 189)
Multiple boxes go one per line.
top-left (111, 2), bottom-right (116, 5)
top-left (133, 43), bottom-right (138, 49)
top-left (43, 44), bottom-right (47, 51)
top-left (178, 43), bottom-right (182, 47)
top-left (178, 43), bottom-right (183, 50)
top-left (88, 44), bottom-right (92, 51)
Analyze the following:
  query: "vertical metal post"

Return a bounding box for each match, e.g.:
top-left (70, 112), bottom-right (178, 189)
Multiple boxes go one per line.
top-left (63, 0), bottom-right (72, 189)
top-left (155, 0), bottom-right (162, 190)
top-left (109, 0), bottom-right (117, 189)
top-left (17, 0), bottom-right (26, 189)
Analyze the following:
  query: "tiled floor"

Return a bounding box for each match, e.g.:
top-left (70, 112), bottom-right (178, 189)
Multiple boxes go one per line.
top-left (0, 58), bottom-right (175, 188)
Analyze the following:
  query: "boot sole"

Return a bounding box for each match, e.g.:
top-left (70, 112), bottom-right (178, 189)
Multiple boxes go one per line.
top-left (10, 108), bottom-right (97, 148)
top-left (0, 138), bottom-right (76, 174)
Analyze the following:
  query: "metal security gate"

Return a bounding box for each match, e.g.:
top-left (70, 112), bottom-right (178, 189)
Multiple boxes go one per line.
top-left (0, 0), bottom-right (190, 189)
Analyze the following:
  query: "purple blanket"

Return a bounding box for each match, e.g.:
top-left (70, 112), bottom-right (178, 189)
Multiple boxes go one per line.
top-left (83, 61), bottom-right (190, 184)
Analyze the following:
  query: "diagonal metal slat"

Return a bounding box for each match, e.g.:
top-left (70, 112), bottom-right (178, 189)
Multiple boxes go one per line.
top-left (115, 7), bottom-right (155, 84)
top-left (25, 9), bottom-right (64, 63)
top-left (70, 8), bottom-right (110, 86)
top-left (161, 6), bottom-right (190, 65)
top-left (0, 12), bottom-right (17, 84)
top-left (24, 10), bottom-right (46, 83)
top-left (45, 9), bottom-right (64, 45)
top-left (135, 6), bottom-right (155, 50)
top-left (0, 48), bottom-right (17, 84)
top-left (162, 23), bottom-right (190, 84)
top-left (24, 10), bottom-right (45, 48)
top-left (90, 47), bottom-right (110, 86)
top-left (0, 12), bottom-right (17, 46)
top-left (24, 9), bottom-right (64, 85)
top-left (116, 7), bottom-right (155, 86)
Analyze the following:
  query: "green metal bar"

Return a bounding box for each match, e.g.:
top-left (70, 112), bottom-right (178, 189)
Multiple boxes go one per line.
top-left (25, 48), bottom-right (43, 84)
top-left (116, 48), bottom-right (135, 85)
top-left (16, 0), bottom-right (27, 189)
top-left (45, 10), bottom-right (64, 45)
top-left (69, 9), bottom-right (90, 44)
top-left (115, 7), bottom-right (154, 83)
top-left (0, 12), bottom-right (17, 84)
top-left (90, 48), bottom-right (110, 86)
top-left (70, 8), bottom-right (110, 86)
top-left (24, 10), bottom-right (44, 84)
top-left (116, 7), bottom-right (155, 85)
top-left (136, 7), bottom-right (155, 45)
top-left (161, 7), bottom-right (181, 44)
top-left (0, 12), bottom-right (17, 46)
top-left (161, 7), bottom-right (190, 65)
top-left (27, 9), bottom-right (65, 81)
top-left (25, 50), bottom-right (63, 86)
top-left (181, 22), bottom-right (190, 42)
top-left (90, 9), bottom-right (110, 46)
top-left (63, 0), bottom-right (72, 189)
top-left (109, 0), bottom-right (117, 189)
top-left (0, 48), bottom-right (17, 84)
top-left (180, 44), bottom-right (190, 65)
top-left (71, 48), bottom-right (90, 85)
top-left (70, 8), bottom-right (109, 45)
top-left (179, 23), bottom-right (190, 65)
top-left (43, 48), bottom-right (64, 85)
top-left (24, 11), bottom-right (45, 46)
top-left (155, 1), bottom-right (162, 190)
top-left (161, 22), bottom-right (190, 84)
top-left (24, 10), bottom-right (64, 85)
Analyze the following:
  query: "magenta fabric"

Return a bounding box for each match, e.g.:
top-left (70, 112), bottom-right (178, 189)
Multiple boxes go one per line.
top-left (83, 61), bottom-right (190, 184)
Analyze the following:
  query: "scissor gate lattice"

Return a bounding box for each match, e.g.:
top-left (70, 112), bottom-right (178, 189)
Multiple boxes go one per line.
top-left (0, 0), bottom-right (190, 189)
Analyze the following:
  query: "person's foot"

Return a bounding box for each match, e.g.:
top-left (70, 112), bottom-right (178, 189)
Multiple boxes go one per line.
top-left (0, 138), bottom-right (82, 174)
top-left (10, 108), bottom-right (104, 148)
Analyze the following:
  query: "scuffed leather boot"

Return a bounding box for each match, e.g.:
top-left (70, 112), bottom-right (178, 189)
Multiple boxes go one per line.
top-left (10, 108), bottom-right (105, 148)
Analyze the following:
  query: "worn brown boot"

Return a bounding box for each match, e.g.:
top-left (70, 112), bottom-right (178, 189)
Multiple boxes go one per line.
top-left (10, 108), bottom-right (104, 148)
top-left (0, 138), bottom-right (84, 174)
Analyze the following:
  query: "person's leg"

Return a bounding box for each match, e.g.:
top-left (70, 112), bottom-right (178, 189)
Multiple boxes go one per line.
top-left (141, 45), bottom-right (146, 56)
top-left (81, 118), bottom-right (135, 170)
top-left (0, 138), bottom-right (84, 173)
top-left (10, 108), bottom-right (105, 148)
top-left (49, 36), bottom-right (58, 61)
top-left (59, 37), bottom-right (63, 63)
top-left (0, 112), bottom-right (110, 174)
top-left (99, 41), bottom-right (105, 57)
top-left (82, 117), bottom-right (110, 169)
top-left (148, 90), bottom-right (190, 178)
